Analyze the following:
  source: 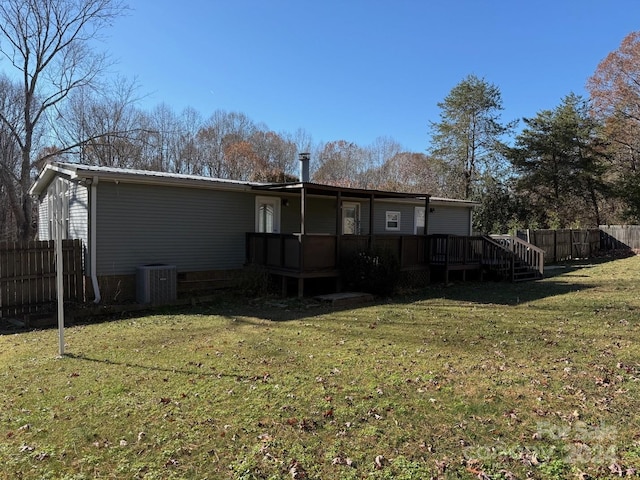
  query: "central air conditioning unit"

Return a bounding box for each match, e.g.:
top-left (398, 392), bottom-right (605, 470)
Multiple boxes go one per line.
top-left (136, 264), bottom-right (177, 304)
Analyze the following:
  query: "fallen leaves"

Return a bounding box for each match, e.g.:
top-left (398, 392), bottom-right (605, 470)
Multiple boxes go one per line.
top-left (332, 455), bottom-right (354, 467)
top-left (289, 459), bottom-right (307, 479)
top-left (374, 454), bottom-right (387, 469)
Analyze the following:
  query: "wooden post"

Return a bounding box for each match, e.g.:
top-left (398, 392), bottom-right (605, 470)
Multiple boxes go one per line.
top-left (299, 186), bottom-right (307, 275)
top-left (570, 229), bottom-right (573, 259)
top-left (444, 235), bottom-right (450, 284)
top-left (368, 194), bottom-right (374, 251)
top-left (424, 196), bottom-right (430, 236)
top-left (279, 234), bottom-right (286, 268)
top-left (424, 196), bottom-right (430, 274)
top-left (335, 192), bottom-right (342, 265)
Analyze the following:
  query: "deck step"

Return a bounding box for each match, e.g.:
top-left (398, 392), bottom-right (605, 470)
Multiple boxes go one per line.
top-left (513, 268), bottom-right (541, 282)
top-left (513, 274), bottom-right (539, 282)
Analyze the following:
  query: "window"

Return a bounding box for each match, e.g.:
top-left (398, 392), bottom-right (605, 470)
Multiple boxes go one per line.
top-left (48, 178), bottom-right (69, 240)
top-left (386, 211), bottom-right (401, 231)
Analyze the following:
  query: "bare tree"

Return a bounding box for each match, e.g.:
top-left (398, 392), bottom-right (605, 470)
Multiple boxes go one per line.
top-left (249, 130), bottom-right (297, 182)
top-left (55, 77), bottom-right (144, 168)
top-left (359, 136), bottom-right (403, 189)
top-left (313, 140), bottom-right (367, 187)
top-left (376, 152), bottom-right (447, 195)
top-left (0, 75), bottom-right (25, 240)
top-left (196, 110), bottom-right (257, 178)
top-left (0, 0), bottom-right (126, 240)
top-left (175, 107), bottom-right (203, 175)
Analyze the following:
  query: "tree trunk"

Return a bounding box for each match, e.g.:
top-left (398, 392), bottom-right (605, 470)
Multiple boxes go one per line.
top-left (18, 146), bottom-right (35, 241)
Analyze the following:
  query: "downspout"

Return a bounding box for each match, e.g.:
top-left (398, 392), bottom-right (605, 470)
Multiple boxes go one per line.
top-left (89, 177), bottom-right (101, 303)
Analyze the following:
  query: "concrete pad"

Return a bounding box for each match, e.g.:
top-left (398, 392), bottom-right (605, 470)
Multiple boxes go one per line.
top-left (315, 292), bottom-right (374, 307)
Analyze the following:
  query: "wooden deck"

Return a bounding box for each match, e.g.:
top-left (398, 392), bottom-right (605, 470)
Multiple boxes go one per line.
top-left (245, 233), bottom-right (543, 296)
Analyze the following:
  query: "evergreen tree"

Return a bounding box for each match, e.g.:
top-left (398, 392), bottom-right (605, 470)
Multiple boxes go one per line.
top-left (429, 74), bottom-right (514, 200)
top-left (508, 94), bottom-right (608, 227)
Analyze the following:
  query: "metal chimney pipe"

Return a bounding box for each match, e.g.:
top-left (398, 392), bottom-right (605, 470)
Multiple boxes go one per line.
top-left (298, 152), bottom-right (310, 182)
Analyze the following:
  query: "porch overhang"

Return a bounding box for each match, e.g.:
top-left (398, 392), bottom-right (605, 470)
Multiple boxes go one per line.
top-left (252, 181), bottom-right (431, 240)
top-left (251, 181), bottom-right (429, 201)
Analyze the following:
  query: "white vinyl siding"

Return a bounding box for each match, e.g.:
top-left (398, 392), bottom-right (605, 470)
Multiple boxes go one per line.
top-left (428, 205), bottom-right (472, 236)
top-left (37, 179), bottom-right (89, 246)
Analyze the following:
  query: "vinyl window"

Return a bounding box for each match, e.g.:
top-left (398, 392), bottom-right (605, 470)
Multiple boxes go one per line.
top-left (385, 211), bottom-right (400, 231)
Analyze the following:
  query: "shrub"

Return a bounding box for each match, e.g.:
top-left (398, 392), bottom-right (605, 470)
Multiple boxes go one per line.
top-left (341, 247), bottom-right (400, 296)
top-left (235, 266), bottom-right (276, 297)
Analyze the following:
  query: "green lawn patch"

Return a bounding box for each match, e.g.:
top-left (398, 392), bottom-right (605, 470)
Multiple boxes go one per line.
top-left (2, 257), bottom-right (640, 479)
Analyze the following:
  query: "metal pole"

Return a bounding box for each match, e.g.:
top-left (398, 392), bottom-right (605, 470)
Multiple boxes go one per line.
top-left (56, 195), bottom-right (65, 357)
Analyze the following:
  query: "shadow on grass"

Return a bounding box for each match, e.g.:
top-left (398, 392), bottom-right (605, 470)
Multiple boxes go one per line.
top-left (63, 352), bottom-right (248, 380)
top-left (1, 256), bottom-right (629, 331)
top-left (409, 278), bottom-right (595, 306)
top-left (396, 257), bottom-right (622, 307)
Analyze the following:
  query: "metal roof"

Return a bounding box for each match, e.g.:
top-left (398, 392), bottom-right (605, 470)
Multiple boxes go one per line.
top-left (29, 162), bottom-right (267, 196)
top-left (30, 162), bottom-right (477, 207)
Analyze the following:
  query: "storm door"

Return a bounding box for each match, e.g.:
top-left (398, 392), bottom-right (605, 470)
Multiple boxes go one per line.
top-left (342, 202), bottom-right (361, 235)
top-left (255, 196), bottom-right (280, 233)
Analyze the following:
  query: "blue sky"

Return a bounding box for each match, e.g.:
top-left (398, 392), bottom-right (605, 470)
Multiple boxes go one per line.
top-left (102, 1), bottom-right (640, 152)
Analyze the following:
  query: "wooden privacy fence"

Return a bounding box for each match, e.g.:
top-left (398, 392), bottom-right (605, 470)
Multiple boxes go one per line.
top-left (599, 225), bottom-right (640, 250)
top-left (0, 239), bottom-right (84, 317)
top-left (520, 229), bottom-right (600, 263)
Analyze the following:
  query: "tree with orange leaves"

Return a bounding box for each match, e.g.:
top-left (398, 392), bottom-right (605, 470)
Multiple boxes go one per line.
top-left (588, 31), bottom-right (640, 220)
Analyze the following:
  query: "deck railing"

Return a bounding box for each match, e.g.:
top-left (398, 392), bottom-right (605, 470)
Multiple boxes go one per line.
top-left (246, 233), bottom-right (428, 273)
top-left (427, 234), bottom-right (515, 279)
top-left (428, 234), bottom-right (483, 266)
top-left (490, 234), bottom-right (544, 276)
top-left (245, 233), bottom-right (338, 272)
top-left (246, 233), bottom-right (540, 281)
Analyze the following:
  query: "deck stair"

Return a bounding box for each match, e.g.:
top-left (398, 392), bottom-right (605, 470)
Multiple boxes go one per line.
top-left (489, 235), bottom-right (544, 282)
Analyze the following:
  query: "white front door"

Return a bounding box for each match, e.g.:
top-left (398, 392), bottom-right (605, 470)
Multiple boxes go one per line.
top-left (255, 196), bottom-right (280, 233)
top-left (342, 202), bottom-right (360, 235)
top-left (414, 206), bottom-right (426, 235)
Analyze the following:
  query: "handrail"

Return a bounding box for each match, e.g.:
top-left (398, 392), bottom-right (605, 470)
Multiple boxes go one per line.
top-left (479, 235), bottom-right (514, 279)
top-left (491, 234), bottom-right (544, 276)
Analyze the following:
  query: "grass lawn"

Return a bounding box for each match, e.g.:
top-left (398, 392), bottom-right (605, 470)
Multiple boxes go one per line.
top-left (2, 256), bottom-right (640, 479)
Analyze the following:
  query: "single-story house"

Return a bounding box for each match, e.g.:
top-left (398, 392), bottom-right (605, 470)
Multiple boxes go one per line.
top-left (30, 160), bottom-right (517, 303)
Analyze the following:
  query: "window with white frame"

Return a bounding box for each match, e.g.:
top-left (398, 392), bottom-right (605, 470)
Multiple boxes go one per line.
top-left (48, 178), bottom-right (69, 240)
top-left (385, 211), bottom-right (401, 231)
